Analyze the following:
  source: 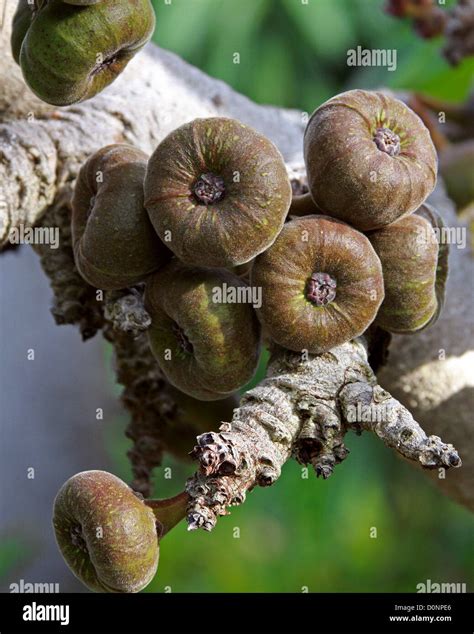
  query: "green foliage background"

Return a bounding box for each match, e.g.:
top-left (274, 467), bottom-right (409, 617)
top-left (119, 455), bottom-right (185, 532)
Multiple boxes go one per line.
top-left (106, 0), bottom-right (473, 592)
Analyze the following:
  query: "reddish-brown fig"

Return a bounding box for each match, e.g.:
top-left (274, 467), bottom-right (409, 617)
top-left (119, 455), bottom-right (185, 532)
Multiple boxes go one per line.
top-left (251, 215), bottom-right (385, 354)
top-left (144, 117), bottom-right (292, 268)
top-left (304, 89), bottom-right (437, 230)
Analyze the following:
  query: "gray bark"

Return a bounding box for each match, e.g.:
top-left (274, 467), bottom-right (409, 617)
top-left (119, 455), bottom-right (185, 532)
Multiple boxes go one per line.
top-left (1, 0), bottom-right (472, 524)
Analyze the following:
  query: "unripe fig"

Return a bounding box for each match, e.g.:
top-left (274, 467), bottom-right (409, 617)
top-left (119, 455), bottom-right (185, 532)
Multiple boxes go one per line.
top-left (145, 260), bottom-right (261, 400)
top-left (368, 205), bottom-right (446, 333)
top-left (72, 144), bottom-right (170, 290)
top-left (304, 89), bottom-right (437, 231)
top-left (19, 0), bottom-right (155, 106)
top-left (53, 471), bottom-right (159, 593)
top-left (144, 117), bottom-right (292, 268)
top-left (10, 0), bottom-right (34, 65)
top-left (440, 141), bottom-right (474, 211)
top-left (251, 215), bottom-right (384, 354)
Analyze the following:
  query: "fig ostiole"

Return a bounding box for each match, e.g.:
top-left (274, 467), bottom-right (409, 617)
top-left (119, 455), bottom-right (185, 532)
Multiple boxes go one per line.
top-left (19, 0), bottom-right (155, 106)
top-left (251, 215), bottom-right (385, 354)
top-left (144, 117), bottom-right (292, 268)
top-left (304, 89), bottom-right (437, 231)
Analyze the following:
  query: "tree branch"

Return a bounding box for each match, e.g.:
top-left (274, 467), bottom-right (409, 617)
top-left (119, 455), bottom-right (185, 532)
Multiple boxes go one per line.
top-left (186, 339), bottom-right (461, 531)
top-left (1, 0), bottom-right (471, 516)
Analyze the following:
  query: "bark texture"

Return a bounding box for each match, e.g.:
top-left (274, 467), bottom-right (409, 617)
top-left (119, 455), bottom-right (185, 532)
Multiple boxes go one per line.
top-left (1, 0), bottom-right (472, 520)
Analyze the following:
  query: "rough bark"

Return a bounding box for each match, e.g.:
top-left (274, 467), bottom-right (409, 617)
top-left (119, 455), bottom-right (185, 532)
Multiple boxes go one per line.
top-left (186, 339), bottom-right (461, 530)
top-left (1, 0), bottom-right (472, 522)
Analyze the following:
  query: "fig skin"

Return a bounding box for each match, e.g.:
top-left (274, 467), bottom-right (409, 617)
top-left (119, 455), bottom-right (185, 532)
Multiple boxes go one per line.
top-left (72, 144), bottom-right (170, 290)
top-left (368, 208), bottom-right (442, 333)
top-left (144, 117), bottom-right (292, 268)
top-left (145, 260), bottom-right (261, 400)
top-left (304, 89), bottom-right (437, 231)
top-left (251, 215), bottom-right (385, 354)
top-left (52, 471), bottom-right (159, 593)
top-left (11, 0), bottom-right (34, 65)
top-left (19, 0), bottom-right (155, 106)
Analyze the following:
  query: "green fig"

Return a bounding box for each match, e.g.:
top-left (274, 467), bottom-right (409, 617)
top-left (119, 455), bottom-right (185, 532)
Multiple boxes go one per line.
top-left (304, 90), bottom-right (437, 231)
top-left (10, 0), bottom-right (35, 65)
top-left (144, 117), bottom-right (292, 268)
top-left (19, 0), bottom-right (155, 106)
top-left (72, 144), bottom-right (170, 290)
top-left (53, 471), bottom-right (159, 593)
top-left (145, 260), bottom-right (261, 400)
top-left (251, 215), bottom-right (385, 354)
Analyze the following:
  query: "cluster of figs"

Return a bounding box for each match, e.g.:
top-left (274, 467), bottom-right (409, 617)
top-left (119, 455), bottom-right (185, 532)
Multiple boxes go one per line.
top-left (57, 89), bottom-right (447, 593)
top-left (11, 1), bottom-right (448, 594)
top-left (72, 91), bottom-right (445, 403)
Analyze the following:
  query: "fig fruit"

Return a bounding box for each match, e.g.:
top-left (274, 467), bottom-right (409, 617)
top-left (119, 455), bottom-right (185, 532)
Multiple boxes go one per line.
top-left (368, 205), bottom-right (446, 333)
top-left (144, 117), bottom-right (292, 268)
top-left (251, 215), bottom-right (384, 354)
top-left (53, 471), bottom-right (159, 593)
top-left (10, 0), bottom-right (34, 65)
top-left (19, 0), bottom-right (155, 106)
top-left (304, 89), bottom-right (437, 230)
top-left (145, 260), bottom-right (261, 400)
top-left (72, 144), bottom-right (169, 290)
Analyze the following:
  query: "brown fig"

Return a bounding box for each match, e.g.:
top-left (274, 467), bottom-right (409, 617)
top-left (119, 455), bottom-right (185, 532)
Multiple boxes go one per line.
top-left (144, 117), bottom-right (292, 268)
top-left (368, 204), bottom-right (447, 333)
top-left (53, 471), bottom-right (159, 593)
top-left (251, 215), bottom-right (384, 354)
top-left (72, 144), bottom-right (169, 290)
top-left (145, 260), bottom-right (261, 400)
top-left (304, 89), bottom-right (437, 230)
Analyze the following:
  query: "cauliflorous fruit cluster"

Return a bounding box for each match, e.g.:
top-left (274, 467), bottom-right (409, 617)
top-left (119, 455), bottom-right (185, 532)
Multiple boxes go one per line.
top-left (60, 87), bottom-right (447, 593)
top-left (71, 91), bottom-right (445, 389)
